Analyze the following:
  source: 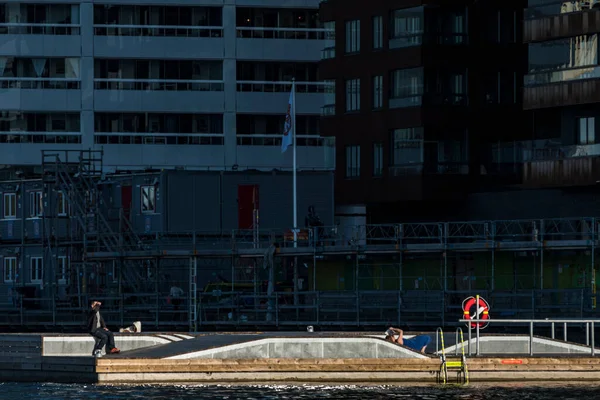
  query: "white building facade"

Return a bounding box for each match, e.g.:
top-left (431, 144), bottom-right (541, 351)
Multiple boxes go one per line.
top-left (0, 0), bottom-right (335, 172)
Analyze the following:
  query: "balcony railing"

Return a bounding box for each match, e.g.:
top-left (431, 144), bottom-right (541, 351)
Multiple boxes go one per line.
top-left (492, 140), bottom-right (600, 163)
top-left (93, 79), bottom-right (224, 91)
top-left (237, 80), bottom-right (334, 93)
top-left (389, 162), bottom-right (468, 176)
top-left (236, 134), bottom-right (333, 147)
top-left (0, 78), bottom-right (80, 89)
top-left (0, 131), bottom-right (81, 144)
top-left (321, 104), bottom-right (335, 116)
top-left (236, 27), bottom-right (333, 40)
top-left (94, 132), bottom-right (224, 146)
top-left (321, 46), bottom-right (335, 59)
top-left (0, 23), bottom-right (80, 35)
top-left (525, 65), bottom-right (600, 87)
top-left (525, 1), bottom-right (596, 20)
top-left (93, 24), bottom-right (223, 37)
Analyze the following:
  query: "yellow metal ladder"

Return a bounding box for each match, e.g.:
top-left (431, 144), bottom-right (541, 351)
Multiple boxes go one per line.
top-left (436, 327), bottom-right (469, 385)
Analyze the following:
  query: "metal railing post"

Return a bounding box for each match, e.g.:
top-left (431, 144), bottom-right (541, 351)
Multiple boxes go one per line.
top-left (592, 321), bottom-right (596, 356)
top-left (586, 323), bottom-right (590, 346)
top-left (476, 294), bottom-right (480, 356)
top-left (563, 322), bottom-right (568, 342)
top-left (468, 323), bottom-right (472, 356)
top-left (551, 322), bottom-right (555, 339)
top-left (529, 321), bottom-right (534, 356)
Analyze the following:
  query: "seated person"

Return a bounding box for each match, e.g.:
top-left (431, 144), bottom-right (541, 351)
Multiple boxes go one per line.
top-left (384, 327), bottom-right (431, 354)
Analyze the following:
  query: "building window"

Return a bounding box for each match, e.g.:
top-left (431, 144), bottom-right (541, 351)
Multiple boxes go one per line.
top-left (578, 117), bottom-right (596, 145)
top-left (30, 257), bottom-right (43, 284)
top-left (373, 143), bottom-right (384, 176)
top-left (391, 127), bottom-right (424, 165)
top-left (322, 80), bottom-right (336, 116)
top-left (58, 256), bottom-right (69, 284)
top-left (4, 257), bottom-right (17, 283)
top-left (57, 191), bottom-right (68, 216)
top-left (345, 79), bottom-right (361, 112)
top-left (3, 193), bottom-right (16, 219)
top-left (373, 75), bottom-right (383, 109)
top-left (141, 185), bottom-right (156, 214)
top-left (372, 16), bottom-right (383, 49)
top-left (390, 7), bottom-right (424, 48)
top-left (345, 19), bottom-right (360, 53)
top-left (390, 68), bottom-right (423, 108)
top-left (346, 145), bottom-right (361, 178)
top-left (29, 191), bottom-right (43, 217)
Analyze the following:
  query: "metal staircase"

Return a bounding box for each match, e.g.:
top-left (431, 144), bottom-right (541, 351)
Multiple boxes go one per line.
top-left (41, 150), bottom-right (146, 295)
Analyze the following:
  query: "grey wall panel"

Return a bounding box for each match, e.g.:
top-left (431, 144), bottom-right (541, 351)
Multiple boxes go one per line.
top-left (94, 37), bottom-right (224, 60)
top-left (165, 172), bottom-right (222, 233)
top-left (0, 35), bottom-right (81, 57)
top-left (221, 171), bottom-right (334, 230)
top-left (0, 89), bottom-right (82, 112)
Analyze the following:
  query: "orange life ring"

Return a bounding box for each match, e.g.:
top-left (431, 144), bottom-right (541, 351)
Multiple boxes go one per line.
top-left (462, 296), bottom-right (490, 329)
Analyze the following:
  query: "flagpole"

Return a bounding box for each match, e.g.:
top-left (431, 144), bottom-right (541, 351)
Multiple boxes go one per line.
top-left (292, 78), bottom-right (297, 248)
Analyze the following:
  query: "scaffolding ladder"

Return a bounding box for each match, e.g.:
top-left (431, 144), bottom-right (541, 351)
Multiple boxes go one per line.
top-left (436, 327), bottom-right (469, 385)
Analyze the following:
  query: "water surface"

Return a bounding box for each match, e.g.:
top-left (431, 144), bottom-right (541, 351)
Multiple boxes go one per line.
top-left (3, 382), bottom-right (599, 399)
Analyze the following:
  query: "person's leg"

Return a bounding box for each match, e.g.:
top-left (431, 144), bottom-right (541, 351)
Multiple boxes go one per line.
top-left (91, 330), bottom-right (108, 353)
top-left (105, 330), bottom-right (116, 351)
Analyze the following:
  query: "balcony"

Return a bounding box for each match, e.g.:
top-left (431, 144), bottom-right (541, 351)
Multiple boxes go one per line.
top-left (0, 78), bottom-right (81, 111)
top-left (236, 27), bottom-right (330, 61)
top-left (524, 7), bottom-right (600, 43)
top-left (236, 81), bottom-right (332, 114)
top-left (492, 140), bottom-right (600, 187)
top-left (524, 77), bottom-right (600, 110)
top-left (94, 133), bottom-right (224, 146)
top-left (0, 23), bottom-right (81, 57)
top-left (93, 79), bottom-right (225, 112)
top-left (93, 25), bottom-right (224, 59)
top-left (236, 135), bottom-right (335, 171)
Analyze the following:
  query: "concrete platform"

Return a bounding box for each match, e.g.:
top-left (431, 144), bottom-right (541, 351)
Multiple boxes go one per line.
top-left (2, 331), bottom-right (600, 384)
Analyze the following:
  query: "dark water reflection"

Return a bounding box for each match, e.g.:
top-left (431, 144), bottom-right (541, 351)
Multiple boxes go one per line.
top-left (3, 382), bottom-right (600, 399)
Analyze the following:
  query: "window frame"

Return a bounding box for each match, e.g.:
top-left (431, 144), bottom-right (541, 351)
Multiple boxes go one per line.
top-left (345, 19), bottom-right (361, 53)
top-left (3, 193), bottom-right (16, 219)
top-left (29, 190), bottom-right (43, 218)
top-left (57, 190), bottom-right (68, 216)
top-left (58, 256), bottom-right (69, 285)
top-left (345, 145), bottom-right (361, 178)
top-left (373, 143), bottom-right (384, 177)
top-left (578, 117), bottom-right (596, 145)
top-left (4, 257), bottom-right (17, 283)
top-left (372, 75), bottom-right (383, 109)
top-left (30, 257), bottom-right (43, 284)
top-left (345, 78), bottom-right (361, 112)
top-left (141, 185), bottom-right (157, 214)
top-left (372, 15), bottom-right (383, 50)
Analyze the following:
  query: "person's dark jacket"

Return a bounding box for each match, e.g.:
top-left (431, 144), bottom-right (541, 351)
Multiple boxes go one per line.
top-left (87, 309), bottom-right (107, 333)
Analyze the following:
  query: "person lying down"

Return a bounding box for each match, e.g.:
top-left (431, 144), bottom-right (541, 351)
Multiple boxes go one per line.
top-left (384, 327), bottom-right (431, 354)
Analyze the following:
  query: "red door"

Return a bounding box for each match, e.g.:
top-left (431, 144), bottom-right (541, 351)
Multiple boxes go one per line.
top-left (238, 185), bottom-right (259, 230)
top-left (121, 185), bottom-right (132, 221)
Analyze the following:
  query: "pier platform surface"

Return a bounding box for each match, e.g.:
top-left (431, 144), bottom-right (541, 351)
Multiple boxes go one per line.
top-left (1, 331), bottom-right (600, 384)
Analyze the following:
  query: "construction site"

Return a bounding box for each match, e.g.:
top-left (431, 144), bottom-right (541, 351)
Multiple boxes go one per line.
top-left (0, 150), bottom-right (597, 332)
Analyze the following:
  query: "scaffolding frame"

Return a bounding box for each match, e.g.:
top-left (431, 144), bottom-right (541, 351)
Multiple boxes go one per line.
top-left (0, 150), bottom-right (598, 330)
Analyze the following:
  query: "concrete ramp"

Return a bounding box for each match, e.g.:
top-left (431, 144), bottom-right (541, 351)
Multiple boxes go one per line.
top-left (166, 337), bottom-right (429, 360)
top-left (439, 335), bottom-right (597, 355)
top-left (42, 334), bottom-right (191, 356)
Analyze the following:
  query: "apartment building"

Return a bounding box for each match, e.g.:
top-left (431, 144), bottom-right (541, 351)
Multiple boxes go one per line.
top-left (319, 0), bottom-right (526, 222)
top-left (0, 1), bottom-right (334, 173)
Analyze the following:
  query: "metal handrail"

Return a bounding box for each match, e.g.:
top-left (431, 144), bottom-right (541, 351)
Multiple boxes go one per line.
top-left (93, 24), bottom-right (222, 30)
top-left (236, 27), bottom-right (333, 32)
top-left (459, 318), bottom-right (599, 357)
